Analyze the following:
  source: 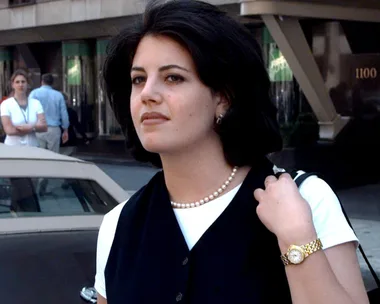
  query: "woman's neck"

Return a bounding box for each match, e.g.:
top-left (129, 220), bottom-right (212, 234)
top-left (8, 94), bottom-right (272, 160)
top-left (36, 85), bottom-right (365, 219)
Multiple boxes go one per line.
top-left (160, 137), bottom-right (250, 204)
top-left (14, 92), bottom-right (27, 105)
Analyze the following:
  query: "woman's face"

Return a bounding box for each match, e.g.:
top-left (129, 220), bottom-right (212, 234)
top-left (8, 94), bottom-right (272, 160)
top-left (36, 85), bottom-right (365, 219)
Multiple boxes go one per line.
top-left (12, 75), bottom-right (28, 94)
top-left (130, 35), bottom-right (225, 155)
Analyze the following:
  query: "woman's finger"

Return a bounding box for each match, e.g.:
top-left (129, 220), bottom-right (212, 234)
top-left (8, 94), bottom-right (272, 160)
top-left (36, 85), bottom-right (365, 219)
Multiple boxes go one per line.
top-left (253, 188), bottom-right (265, 202)
top-left (264, 175), bottom-right (277, 188)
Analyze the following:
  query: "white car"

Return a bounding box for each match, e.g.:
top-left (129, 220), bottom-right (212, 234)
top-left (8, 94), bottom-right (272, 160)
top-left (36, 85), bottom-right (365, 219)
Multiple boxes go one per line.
top-left (0, 144), bottom-right (128, 304)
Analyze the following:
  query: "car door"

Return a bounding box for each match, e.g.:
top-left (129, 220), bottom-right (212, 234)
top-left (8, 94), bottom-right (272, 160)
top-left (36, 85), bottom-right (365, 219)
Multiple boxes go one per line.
top-left (0, 176), bottom-right (119, 304)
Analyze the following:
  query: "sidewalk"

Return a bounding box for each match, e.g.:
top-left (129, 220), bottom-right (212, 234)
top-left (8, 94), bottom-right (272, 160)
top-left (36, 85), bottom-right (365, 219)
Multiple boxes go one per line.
top-left (350, 218), bottom-right (380, 290)
top-left (336, 185), bottom-right (380, 290)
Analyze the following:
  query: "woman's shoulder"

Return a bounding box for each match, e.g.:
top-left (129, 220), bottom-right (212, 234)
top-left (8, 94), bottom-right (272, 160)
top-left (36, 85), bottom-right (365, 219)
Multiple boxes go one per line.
top-left (28, 97), bottom-right (42, 105)
top-left (99, 200), bottom-right (129, 237)
top-left (297, 173), bottom-right (334, 198)
top-left (295, 171), bottom-right (359, 249)
top-left (103, 200), bottom-right (129, 223)
top-left (1, 97), bottom-right (15, 106)
top-left (28, 98), bottom-right (44, 113)
top-left (101, 175), bottom-right (162, 229)
top-left (296, 172), bottom-right (344, 216)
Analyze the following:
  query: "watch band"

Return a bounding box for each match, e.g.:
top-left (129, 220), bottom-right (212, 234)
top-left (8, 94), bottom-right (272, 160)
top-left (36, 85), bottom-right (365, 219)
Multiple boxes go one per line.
top-left (281, 238), bottom-right (323, 266)
top-left (281, 252), bottom-right (292, 266)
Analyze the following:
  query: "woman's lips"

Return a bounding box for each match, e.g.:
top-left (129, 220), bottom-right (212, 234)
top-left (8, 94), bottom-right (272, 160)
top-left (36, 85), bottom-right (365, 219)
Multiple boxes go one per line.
top-left (141, 112), bottom-right (169, 125)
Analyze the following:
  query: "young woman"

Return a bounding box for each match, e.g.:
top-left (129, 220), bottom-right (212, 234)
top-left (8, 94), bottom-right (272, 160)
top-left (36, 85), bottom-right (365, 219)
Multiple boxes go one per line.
top-left (95, 1), bottom-right (369, 303)
top-left (1, 69), bottom-right (47, 147)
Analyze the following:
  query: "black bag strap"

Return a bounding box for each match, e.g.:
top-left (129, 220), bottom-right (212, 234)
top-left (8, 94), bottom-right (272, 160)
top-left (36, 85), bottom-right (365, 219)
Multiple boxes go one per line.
top-left (290, 171), bottom-right (380, 287)
top-left (290, 171), bottom-right (316, 187)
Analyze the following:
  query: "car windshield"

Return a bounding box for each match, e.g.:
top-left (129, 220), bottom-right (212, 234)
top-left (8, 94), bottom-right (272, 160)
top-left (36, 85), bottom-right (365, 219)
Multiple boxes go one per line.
top-left (0, 177), bottom-right (119, 217)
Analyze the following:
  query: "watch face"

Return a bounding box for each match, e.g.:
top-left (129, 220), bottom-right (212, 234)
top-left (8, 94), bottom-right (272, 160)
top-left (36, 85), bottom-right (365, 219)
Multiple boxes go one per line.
top-left (288, 248), bottom-right (305, 264)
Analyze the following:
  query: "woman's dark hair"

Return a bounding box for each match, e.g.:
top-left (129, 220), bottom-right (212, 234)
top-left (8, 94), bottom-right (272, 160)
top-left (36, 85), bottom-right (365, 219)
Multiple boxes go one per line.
top-left (103, 0), bottom-right (282, 167)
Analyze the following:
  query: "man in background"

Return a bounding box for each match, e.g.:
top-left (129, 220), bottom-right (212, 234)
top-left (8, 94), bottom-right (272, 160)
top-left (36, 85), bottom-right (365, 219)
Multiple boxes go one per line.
top-left (29, 73), bottom-right (69, 152)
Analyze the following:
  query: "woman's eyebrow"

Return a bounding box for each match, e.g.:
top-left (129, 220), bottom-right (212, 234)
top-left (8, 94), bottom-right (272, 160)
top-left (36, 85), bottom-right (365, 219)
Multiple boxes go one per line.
top-left (158, 65), bottom-right (190, 72)
top-left (131, 64), bottom-right (190, 73)
top-left (131, 66), bottom-right (145, 72)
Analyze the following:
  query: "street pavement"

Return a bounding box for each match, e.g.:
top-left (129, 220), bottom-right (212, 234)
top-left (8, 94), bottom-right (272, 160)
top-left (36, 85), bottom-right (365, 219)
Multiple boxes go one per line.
top-left (350, 218), bottom-right (380, 290)
top-left (337, 184), bottom-right (380, 290)
top-left (95, 162), bottom-right (380, 292)
top-left (98, 163), bottom-right (158, 192)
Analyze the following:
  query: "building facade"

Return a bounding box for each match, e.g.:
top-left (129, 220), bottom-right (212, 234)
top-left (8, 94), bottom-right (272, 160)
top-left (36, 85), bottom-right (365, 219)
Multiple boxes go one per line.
top-left (0, 0), bottom-right (380, 180)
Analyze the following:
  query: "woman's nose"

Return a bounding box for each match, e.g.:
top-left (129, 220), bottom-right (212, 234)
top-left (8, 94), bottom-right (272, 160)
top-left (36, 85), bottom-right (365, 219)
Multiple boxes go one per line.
top-left (140, 80), bottom-right (162, 104)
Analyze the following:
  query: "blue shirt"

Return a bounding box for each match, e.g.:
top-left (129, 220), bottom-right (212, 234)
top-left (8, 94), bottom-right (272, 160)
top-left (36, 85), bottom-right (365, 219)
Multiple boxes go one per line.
top-left (29, 85), bottom-right (69, 129)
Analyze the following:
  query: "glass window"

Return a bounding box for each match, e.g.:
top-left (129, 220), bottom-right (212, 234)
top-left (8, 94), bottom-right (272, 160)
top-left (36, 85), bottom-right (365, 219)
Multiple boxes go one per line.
top-left (62, 41), bottom-right (96, 135)
top-left (0, 177), bottom-right (118, 218)
top-left (259, 26), bottom-right (314, 147)
top-left (96, 39), bottom-right (123, 137)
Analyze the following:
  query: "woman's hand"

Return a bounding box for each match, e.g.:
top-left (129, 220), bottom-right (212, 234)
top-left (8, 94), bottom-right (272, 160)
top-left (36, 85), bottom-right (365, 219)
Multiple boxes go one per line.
top-left (253, 173), bottom-right (317, 250)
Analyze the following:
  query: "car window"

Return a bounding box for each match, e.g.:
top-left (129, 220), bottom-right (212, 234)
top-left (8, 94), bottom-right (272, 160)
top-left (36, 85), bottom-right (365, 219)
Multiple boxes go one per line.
top-left (0, 177), bottom-right (118, 218)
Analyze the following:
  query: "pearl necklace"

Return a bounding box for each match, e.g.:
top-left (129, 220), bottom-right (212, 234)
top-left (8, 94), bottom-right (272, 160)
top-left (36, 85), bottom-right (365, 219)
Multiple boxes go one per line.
top-left (171, 166), bottom-right (238, 209)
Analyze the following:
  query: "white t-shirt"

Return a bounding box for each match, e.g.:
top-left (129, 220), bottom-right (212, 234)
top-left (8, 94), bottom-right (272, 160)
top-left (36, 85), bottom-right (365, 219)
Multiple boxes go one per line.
top-left (0, 97), bottom-right (44, 147)
top-left (94, 174), bottom-right (358, 299)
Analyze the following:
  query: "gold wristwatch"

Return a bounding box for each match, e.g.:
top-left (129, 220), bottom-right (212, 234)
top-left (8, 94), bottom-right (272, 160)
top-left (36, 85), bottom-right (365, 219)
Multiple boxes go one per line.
top-left (281, 238), bottom-right (323, 266)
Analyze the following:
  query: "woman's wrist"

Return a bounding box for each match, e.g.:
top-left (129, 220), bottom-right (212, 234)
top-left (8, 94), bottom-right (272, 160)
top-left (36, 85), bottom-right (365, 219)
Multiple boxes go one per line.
top-left (277, 226), bottom-right (318, 253)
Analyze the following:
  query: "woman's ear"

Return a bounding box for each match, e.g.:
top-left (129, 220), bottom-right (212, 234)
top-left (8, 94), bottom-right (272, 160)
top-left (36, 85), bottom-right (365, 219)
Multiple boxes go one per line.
top-left (215, 92), bottom-right (230, 118)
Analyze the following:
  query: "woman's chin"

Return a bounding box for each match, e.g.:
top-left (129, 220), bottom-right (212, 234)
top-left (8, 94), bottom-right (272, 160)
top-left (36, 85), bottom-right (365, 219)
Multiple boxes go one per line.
top-left (142, 140), bottom-right (182, 155)
top-left (141, 141), bottom-right (167, 154)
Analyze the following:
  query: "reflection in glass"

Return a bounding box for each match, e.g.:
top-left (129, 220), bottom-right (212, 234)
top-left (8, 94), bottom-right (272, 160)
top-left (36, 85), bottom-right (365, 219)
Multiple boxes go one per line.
top-left (96, 39), bottom-right (123, 137)
top-left (62, 41), bottom-right (95, 135)
top-left (0, 47), bottom-right (12, 100)
top-left (0, 177), bottom-right (118, 218)
top-left (262, 27), bottom-right (307, 146)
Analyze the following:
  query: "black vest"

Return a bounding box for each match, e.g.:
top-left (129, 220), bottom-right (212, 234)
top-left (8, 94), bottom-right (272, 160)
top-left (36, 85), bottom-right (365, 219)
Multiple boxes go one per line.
top-left (105, 158), bottom-right (292, 304)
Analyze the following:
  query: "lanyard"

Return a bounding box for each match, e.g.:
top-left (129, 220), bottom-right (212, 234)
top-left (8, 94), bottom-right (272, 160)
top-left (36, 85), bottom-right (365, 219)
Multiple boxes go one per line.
top-left (14, 97), bottom-right (29, 124)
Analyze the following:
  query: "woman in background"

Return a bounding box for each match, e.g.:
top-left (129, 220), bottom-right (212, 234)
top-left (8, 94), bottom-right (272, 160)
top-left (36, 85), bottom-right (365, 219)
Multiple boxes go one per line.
top-left (0, 69), bottom-right (47, 147)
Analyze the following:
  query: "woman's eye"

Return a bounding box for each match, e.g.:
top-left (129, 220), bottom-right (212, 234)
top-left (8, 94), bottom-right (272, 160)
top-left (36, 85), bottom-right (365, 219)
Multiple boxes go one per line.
top-left (131, 76), bottom-right (145, 85)
top-left (166, 75), bottom-right (184, 83)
